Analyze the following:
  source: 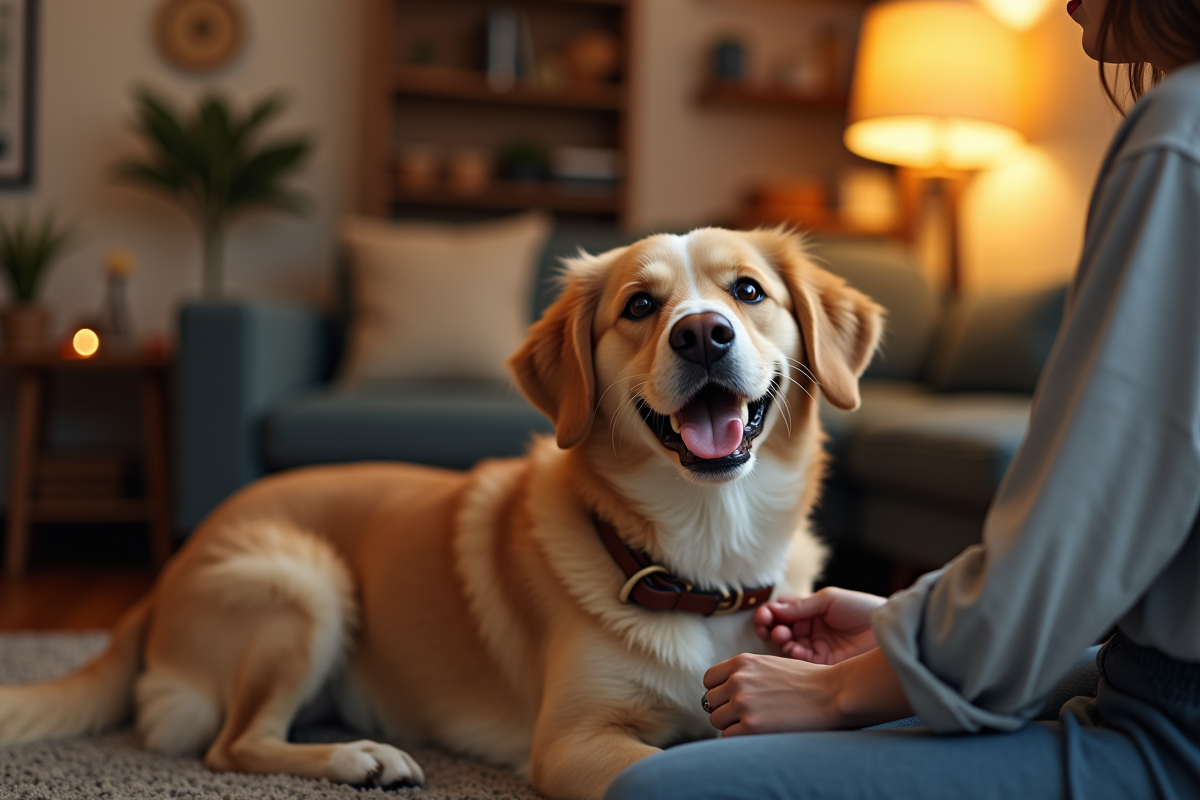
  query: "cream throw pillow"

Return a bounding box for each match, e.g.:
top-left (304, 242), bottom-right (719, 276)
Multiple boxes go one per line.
top-left (339, 212), bottom-right (552, 382)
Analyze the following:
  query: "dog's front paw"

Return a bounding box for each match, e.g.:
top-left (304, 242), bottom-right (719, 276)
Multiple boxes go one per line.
top-left (329, 740), bottom-right (426, 788)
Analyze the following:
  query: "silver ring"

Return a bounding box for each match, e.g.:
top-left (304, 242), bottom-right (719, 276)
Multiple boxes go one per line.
top-left (701, 692), bottom-right (713, 714)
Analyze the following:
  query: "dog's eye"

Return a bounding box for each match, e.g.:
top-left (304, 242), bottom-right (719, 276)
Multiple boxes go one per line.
top-left (733, 278), bottom-right (765, 304)
top-left (623, 293), bottom-right (658, 320)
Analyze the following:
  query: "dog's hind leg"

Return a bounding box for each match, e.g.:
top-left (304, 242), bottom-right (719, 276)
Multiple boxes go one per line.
top-left (201, 603), bottom-right (423, 787)
top-left (180, 522), bottom-right (423, 788)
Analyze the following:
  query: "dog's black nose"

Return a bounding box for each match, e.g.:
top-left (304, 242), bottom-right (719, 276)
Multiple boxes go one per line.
top-left (670, 312), bottom-right (735, 367)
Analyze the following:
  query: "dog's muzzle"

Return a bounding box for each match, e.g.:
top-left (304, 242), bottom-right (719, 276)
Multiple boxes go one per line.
top-left (636, 379), bottom-right (776, 475)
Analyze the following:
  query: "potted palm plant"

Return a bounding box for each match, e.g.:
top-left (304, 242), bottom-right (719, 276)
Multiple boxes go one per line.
top-left (0, 211), bottom-right (72, 353)
top-left (115, 90), bottom-right (312, 298)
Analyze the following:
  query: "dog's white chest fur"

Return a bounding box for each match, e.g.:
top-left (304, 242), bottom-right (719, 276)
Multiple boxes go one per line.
top-left (607, 452), bottom-right (810, 592)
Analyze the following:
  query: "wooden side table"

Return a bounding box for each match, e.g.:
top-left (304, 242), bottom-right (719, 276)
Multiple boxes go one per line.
top-left (3, 350), bottom-right (174, 578)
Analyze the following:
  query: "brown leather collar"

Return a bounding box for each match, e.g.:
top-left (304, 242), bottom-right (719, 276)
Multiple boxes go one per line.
top-left (594, 515), bottom-right (774, 616)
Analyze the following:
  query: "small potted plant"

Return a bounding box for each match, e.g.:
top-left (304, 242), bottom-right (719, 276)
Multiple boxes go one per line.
top-left (114, 89), bottom-right (312, 299)
top-left (0, 210), bottom-right (72, 353)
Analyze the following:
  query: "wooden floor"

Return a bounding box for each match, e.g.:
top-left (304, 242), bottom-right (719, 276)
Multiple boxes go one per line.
top-left (0, 567), bottom-right (156, 631)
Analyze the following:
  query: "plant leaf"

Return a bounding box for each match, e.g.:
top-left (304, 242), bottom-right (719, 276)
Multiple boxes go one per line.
top-left (231, 94), bottom-right (285, 149)
top-left (134, 90), bottom-right (208, 176)
top-left (228, 139), bottom-right (311, 210)
top-left (0, 210), bottom-right (72, 303)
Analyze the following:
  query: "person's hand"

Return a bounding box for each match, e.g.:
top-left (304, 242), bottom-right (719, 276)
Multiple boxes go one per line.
top-left (754, 587), bottom-right (886, 665)
top-left (701, 653), bottom-right (839, 736)
top-left (701, 648), bottom-right (913, 736)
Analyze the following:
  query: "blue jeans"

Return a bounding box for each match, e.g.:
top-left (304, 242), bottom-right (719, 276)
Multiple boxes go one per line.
top-left (606, 635), bottom-right (1200, 800)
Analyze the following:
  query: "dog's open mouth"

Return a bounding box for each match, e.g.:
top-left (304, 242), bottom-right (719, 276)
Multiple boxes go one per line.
top-left (636, 382), bottom-right (774, 473)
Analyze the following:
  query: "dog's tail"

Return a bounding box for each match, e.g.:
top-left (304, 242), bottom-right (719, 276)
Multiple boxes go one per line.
top-left (0, 595), bottom-right (153, 746)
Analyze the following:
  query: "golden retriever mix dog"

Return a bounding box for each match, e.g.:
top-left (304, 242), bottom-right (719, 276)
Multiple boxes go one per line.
top-left (0, 227), bottom-right (881, 799)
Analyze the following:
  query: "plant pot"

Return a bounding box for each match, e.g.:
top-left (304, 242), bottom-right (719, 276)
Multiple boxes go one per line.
top-left (1, 304), bottom-right (49, 353)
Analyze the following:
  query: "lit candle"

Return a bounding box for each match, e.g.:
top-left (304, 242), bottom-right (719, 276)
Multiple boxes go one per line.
top-left (72, 327), bottom-right (100, 358)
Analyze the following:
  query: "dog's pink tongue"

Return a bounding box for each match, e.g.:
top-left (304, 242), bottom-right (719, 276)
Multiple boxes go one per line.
top-left (678, 391), bottom-right (744, 460)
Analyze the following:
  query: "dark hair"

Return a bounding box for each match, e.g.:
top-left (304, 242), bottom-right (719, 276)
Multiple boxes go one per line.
top-left (1098, 0), bottom-right (1200, 112)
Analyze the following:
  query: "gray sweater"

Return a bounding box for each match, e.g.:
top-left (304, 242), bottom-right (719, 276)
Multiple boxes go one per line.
top-left (873, 62), bottom-right (1200, 734)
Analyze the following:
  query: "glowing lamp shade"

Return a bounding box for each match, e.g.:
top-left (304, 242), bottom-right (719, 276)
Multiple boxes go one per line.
top-left (976, 0), bottom-right (1053, 30)
top-left (72, 327), bottom-right (100, 358)
top-left (846, 0), bottom-right (1024, 170)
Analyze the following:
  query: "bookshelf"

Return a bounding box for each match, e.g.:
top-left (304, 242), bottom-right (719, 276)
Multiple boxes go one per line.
top-left (362, 0), bottom-right (631, 222)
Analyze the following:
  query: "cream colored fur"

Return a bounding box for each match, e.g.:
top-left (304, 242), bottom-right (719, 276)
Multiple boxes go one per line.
top-left (0, 228), bottom-right (882, 800)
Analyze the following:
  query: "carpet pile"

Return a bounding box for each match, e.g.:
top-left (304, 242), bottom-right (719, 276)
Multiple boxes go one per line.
top-left (0, 632), bottom-right (541, 799)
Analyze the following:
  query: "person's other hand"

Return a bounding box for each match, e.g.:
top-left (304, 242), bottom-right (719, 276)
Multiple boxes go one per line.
top-left (701, 653), bottom-right (838, 736)
top-left (754, 587), bottom-right (886, 665)
top-left (702, 648), bottom-right (913, 736)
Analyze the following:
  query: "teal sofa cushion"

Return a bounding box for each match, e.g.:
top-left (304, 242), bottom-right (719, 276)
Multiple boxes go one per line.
top-left (838, 386), bottom-right (1031, 508)
top-left (263, 379), bottom-right (554, 471)
top-left (809, 238), bottom-right (939, 381)
top-left (927, 284), bottom-right (1067, 393)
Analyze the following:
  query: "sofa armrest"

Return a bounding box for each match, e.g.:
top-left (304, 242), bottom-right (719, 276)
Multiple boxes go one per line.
top-left (175, 300), bottom-right (329, 533)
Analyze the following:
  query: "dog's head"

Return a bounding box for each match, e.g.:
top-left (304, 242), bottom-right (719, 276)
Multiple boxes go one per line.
top-left (509, 227), bottom-right (883, 484)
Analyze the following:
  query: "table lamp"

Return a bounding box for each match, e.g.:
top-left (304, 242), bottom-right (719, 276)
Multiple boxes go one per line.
top-left (976, 0), bottom-right (1053, 31)
top-left (845, 0), bottom-right (1024, 292)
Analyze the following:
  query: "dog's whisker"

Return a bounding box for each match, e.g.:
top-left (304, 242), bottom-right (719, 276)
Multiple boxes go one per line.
top-left (609, 378), bottom-right (652, 454)
top-left (783, 356), bottom-right (820, 386)
top-left (778, 370), bottom-right (815, 402)
top-left (768, 384), bottom-right (794, 435)
top-left (782, 355), bottom-right (820, 383)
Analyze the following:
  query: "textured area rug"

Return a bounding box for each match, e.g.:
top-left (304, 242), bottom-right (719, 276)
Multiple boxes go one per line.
top-left (0, 632), bottom-right (541, 799)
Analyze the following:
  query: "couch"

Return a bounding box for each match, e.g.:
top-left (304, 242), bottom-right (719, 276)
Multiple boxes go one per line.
top-left (175, 226), bottom-right (1065, 573)
top-left (808, 239), bottom-right (1065, 568)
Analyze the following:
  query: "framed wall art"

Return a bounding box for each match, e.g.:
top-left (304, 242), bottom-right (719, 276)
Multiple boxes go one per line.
top-left (0, 0), bottom-right (36, 188)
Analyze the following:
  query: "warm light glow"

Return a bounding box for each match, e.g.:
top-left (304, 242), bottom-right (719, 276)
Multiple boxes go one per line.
top-left (846, 116), bottom-right (1025, 170)
top-left (976, 0), bottom-right (1052, 30)
top-left (72, 328), bottom-right (100, 357)
top-left (847, 0), bottom-right (1025, 170)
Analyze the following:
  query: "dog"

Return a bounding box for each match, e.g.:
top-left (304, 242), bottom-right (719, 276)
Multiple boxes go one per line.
top-left (0, 227), bottom-right (882, 800)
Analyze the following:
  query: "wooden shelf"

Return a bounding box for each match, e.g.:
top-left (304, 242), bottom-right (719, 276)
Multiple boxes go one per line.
top-left (30, 497), bottom-right (153, 523)
top-left (698, 82), bottom-right (847, 112)
top-left (391, 67), bottom-right (624, 111)
top-left (0, 349), bottom-right (172, 370)
top-left (392, 180), bottom-right (620, 214)
top-left (364, 0), bottom-right (632, 221)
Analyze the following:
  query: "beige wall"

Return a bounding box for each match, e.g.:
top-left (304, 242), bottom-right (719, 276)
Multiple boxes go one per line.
top-left (12, 0), bottom-right (365, 341)
top-left (627, 0), bottom-right (868, 230)
top-left (0, 0), bottom-right (365, 511)
top-left (960, 6), bottom-right (1122, 292)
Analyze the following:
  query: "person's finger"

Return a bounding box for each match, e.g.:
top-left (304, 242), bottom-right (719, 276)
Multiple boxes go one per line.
top-left (707, 699), bottom-right (740, 731)
top-left (703, 657), bottom-right (737, 690)
top-left (703, 677), bottom-right (733, 712)
top-left (754, 604), bottom-right (774, 627)
top-left (763, 590), bottom-right (834, 624)
top-left (785, 641), bottom-right (814, 661)
top-left (720, 721), bottom-right (748, 737)
top-left (770, 624), bottom-right (793, 644)
top-left (755, 624), bottom-right (771, 641)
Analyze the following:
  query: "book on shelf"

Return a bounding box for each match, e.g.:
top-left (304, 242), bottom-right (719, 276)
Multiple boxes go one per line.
top-left (487, 8), bottom-right (537, 92)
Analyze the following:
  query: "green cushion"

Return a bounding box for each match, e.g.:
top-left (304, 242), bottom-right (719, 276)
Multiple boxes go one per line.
top-left (264, 379), bottom-right (554, 471)
top-left (926, 284), bottom-right (1066, 393)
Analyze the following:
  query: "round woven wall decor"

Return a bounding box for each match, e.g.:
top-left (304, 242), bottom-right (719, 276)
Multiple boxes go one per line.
top-left (155, 0), bottom-right (244, 74)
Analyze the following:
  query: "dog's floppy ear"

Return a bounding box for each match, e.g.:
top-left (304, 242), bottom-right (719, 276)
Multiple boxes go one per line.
top-left (753, 229), bottom-right (884, 411)
top-left (508, 251), bottom-right (612, 448)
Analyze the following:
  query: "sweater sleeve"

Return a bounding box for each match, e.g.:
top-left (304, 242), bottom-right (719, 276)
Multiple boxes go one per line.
top-left (871, 145), bottom-right (1200, 733)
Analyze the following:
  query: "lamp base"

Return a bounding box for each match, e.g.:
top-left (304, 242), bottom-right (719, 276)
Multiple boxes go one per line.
top-left (898, 168), bottom-right (968, 295)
